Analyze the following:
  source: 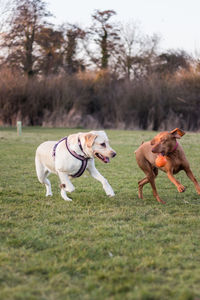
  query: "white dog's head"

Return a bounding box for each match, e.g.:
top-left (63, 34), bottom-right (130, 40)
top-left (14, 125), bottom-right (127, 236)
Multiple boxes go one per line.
top-left (81, 131), bottom-right (116, 163)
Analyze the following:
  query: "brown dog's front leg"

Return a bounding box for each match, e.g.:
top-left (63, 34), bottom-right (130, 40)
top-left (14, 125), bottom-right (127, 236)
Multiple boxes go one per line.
top-left (148, 176), bottom-right (166, 204)
top-left (184, 168), bottom-right (200, 195)
top-left (167, 171), bottom-right (185, 193)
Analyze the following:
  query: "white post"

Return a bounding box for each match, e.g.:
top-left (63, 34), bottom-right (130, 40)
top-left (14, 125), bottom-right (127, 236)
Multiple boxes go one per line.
top-left (17, 121), bottom-right (22, 136)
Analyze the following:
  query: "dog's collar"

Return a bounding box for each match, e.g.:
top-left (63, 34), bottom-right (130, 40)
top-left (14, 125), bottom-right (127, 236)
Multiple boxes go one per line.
top-left (52, 136), bottom-right (88, 178)
top-left (172, 141), bottom-right (179, 152)
top-left (167, 141), bottom-right (179, 156)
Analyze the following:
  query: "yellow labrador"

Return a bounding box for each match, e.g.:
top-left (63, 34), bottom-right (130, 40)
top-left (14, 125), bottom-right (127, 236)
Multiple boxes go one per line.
top-left (35, 131), bottom-right (116, 201)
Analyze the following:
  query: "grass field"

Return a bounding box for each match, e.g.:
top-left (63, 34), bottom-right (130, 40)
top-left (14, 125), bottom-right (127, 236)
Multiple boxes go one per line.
top-left (1, 127), bottom-right (200, 300)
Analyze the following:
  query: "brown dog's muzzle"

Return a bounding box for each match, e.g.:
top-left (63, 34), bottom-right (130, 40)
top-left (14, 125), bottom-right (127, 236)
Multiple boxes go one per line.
top-left (152, 147), bottom-right (158, 153)
top-left (152, 144), bottom-right (162, 153)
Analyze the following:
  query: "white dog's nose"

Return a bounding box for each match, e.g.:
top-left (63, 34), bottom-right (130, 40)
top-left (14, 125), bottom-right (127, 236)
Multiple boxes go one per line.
top-left (112, 151), bottom-right (117, 158)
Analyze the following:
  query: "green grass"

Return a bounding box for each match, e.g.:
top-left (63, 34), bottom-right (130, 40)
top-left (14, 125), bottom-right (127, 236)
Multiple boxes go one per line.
top-left (0, 127), bottom-right (200, 300)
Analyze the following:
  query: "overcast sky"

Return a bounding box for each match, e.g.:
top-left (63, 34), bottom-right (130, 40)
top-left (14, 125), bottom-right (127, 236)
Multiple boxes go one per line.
top-left (48, 0), bottom-right (200, 56)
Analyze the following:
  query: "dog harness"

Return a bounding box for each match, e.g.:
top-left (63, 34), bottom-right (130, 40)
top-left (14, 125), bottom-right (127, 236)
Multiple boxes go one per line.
top-left (52, 137), bottom-right (89, 178)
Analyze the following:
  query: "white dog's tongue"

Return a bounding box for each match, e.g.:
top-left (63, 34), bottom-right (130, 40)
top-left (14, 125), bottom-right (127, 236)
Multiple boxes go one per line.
top-left (104, 157), bottom-right (110, 163)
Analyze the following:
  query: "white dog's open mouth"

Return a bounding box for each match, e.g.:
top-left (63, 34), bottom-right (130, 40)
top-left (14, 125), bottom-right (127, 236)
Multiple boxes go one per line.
top-left (95, 152), bottom-right (110, 163)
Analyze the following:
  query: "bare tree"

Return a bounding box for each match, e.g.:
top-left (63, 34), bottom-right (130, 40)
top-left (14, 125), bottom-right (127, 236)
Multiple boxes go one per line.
top-left (0, 0), bottom-right (13, 65)
top-left (36, 27), bottom-right (63, 75)
top-left (116, 22), bottom-right (160, 79)
top-left (85, 10), bottom-right (120, 70)
top-left (61, 23), bottom-right (86, 74)
top-left (2, 0), bottom-right (51, 76)
top-left (115, 22), bottom-right (142, 79)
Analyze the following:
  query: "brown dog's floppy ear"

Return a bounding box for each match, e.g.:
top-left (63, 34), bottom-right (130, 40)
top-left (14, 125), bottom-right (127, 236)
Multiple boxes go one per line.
top-left (170, 128), bottom-right (185, 139)
top-left (85, 133), bottom-right (97, 148)
top-left (150, 138), bottom-right (155, 145)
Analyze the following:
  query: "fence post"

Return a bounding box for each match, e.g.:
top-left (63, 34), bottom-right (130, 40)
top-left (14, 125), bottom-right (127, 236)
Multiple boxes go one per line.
top-left (17, 121), bottom-right (22, 136)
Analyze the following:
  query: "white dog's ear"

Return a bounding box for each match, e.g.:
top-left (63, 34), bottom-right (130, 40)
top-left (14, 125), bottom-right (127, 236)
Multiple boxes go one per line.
top-left (84, 133), bottom-right (97, 148)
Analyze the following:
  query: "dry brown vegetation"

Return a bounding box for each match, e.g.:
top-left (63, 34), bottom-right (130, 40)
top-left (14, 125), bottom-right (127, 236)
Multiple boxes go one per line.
top-left (1, 0), bottom-right (200, 130)
top-left (0, 68), bottom-right (200, 130)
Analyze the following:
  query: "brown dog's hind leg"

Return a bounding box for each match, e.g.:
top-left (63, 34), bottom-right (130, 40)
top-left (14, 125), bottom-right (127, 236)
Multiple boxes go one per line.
top-left (138, 177), bottom-right (149, 199)
top-left (136, 157), bottom-right (151, 199)
top-left (148, 176), bottom-right (166, 204)
top-left (146, 167), bottom-right (166, 203)
top-left (137, 160), bottom-right (165, 203)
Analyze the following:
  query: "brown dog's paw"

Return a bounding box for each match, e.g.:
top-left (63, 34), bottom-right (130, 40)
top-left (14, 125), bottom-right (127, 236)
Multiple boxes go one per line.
top-left (196, 185), bottom-right (200, 195)
top-left (138, 188), bottom-right (143, 199)
top-left (177, 185), bottom-right (186, 193)
top-left (156, 196), bottom-right (166, 204)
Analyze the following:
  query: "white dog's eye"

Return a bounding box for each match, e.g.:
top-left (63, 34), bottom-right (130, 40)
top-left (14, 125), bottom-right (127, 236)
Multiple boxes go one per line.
top-left (100, 143), bottom-right (106, 147)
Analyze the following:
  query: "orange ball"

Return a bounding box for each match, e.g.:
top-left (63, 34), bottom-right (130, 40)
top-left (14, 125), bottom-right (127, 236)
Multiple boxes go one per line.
top-left (155, 154), bottom-right (167, 167)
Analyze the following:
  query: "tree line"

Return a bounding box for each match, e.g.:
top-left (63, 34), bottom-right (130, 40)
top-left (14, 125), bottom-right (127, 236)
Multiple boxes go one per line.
top-left (0, 0), bottom-right (200, 130)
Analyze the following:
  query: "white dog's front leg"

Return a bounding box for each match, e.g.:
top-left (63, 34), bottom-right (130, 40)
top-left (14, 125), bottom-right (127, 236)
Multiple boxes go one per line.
top-left (57, 171), bottom-right (75, 201)
top-left (87, 161), bottom-right (115, 197)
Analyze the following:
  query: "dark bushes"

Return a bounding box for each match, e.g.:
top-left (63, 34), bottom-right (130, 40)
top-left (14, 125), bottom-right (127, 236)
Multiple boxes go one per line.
top-left (0, 68), bottom-right (200, 131)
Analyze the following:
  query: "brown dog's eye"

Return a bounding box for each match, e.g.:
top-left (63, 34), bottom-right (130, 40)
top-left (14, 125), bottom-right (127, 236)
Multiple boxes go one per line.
top-left (150, 139), bottom-right (155, 145)
top-left (101, 143), bottom-right (106, 147)
top-left (161, 139), bottom-right (167, 144)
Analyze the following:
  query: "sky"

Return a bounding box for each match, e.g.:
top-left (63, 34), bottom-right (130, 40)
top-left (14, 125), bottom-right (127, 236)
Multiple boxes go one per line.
top-left (48, 0), bottom-right (200, 56)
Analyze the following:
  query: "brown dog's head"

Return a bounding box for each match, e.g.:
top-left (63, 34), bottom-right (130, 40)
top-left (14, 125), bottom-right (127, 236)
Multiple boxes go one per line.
top-left (151, 128), bottom-right (185, 155)
top-left (82, 131), bottom-right (116, 163)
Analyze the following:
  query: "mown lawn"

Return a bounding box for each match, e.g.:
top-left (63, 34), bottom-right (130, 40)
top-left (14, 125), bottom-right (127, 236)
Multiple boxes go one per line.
top-left (0, 127), bottom-right (200, 300)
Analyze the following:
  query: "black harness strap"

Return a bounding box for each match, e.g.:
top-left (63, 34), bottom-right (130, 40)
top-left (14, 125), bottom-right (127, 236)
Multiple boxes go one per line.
top-left (52, 136), bottom-right (88, 178)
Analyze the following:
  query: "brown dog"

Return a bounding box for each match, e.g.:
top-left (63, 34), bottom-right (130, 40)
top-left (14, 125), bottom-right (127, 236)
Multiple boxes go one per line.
top-left (135, 128), bottom-right (200, 204)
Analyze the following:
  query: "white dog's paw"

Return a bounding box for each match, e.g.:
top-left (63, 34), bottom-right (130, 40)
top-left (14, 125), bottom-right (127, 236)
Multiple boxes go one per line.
top-left (108, 193), bottom-right (115, 197)
top-left (106, 190), bottom-right (115, 197)
top-left (61, 189), bottom-right (72, 201)
top-left (46, 192), bottom-right (53, 197)
top-left (63, 197), bottom-right (72, 201)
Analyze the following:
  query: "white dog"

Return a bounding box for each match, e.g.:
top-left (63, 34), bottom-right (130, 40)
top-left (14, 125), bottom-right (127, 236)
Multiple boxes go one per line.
top-left (35, 131), bottom-right (116, 201)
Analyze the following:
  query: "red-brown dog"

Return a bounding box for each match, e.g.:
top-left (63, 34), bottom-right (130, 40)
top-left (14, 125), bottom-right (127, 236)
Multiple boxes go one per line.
top-left (135, 128), bottom-right (200, 204)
